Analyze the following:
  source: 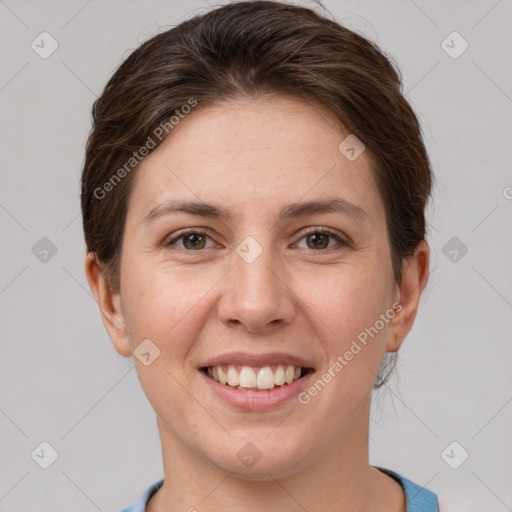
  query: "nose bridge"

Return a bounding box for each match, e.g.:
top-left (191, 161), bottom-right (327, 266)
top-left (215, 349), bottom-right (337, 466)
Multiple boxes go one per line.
top-left (218, 233), bottom-right (294, 332)
top-left (236, 235), bottom-right (279, 296)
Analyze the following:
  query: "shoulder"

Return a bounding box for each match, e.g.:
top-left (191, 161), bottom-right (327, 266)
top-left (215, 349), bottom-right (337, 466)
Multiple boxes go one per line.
top-left (375, 466), bottom-right (439, 511)
top-left (120, 479), bottom-right (164, 512)
top-left (376, 466), bottom-right (471, 512)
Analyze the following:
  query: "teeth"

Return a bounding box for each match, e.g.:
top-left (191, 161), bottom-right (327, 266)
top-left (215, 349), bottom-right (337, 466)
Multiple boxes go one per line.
top-left (218, 366), bottom-right (227, 385)
top-left (274, 365), bottom-right (286, 385)
top-left (206, 364), bottom-right (305, 391)
top-left (256, 367), bottom-right (275, 389)
top-left (227, 366), bottom-right (239, 387)
top-left (285, 366), bottom-right (295, 384)
top-left (239, 366), bottom-right (257, 388)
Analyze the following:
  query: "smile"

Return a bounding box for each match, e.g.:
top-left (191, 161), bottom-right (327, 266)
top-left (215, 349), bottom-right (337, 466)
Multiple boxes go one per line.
top-left (202, 364), bottom-right (313, 392)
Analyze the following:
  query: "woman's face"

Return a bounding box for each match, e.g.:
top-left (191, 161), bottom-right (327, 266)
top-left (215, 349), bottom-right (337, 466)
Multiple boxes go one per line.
top-left (90, 96), bottom-right (425, 478)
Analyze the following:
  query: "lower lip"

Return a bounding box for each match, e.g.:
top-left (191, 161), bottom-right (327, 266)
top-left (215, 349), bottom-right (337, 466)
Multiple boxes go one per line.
top-left (199, 370), bottom-right (314, 411)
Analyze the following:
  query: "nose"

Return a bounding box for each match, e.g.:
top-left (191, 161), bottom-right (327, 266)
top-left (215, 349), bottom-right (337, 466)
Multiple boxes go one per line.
top-left (217, 244), bottom-right (296, 334)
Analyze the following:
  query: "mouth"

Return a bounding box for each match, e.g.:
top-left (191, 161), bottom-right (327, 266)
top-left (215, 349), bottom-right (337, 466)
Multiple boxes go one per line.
top-left (200, 364), bottom-right (315, 392)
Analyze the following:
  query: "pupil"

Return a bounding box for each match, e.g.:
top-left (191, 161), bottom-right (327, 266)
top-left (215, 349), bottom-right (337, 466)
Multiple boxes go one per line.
top-left (186, 234), bottom-right (204, 249)
top-left (308, 233), bottom-right (328, 249)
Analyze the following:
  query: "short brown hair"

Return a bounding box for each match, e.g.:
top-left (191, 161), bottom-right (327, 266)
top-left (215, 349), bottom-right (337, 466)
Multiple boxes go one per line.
top-left (81, 0), bottom-right (433, 387)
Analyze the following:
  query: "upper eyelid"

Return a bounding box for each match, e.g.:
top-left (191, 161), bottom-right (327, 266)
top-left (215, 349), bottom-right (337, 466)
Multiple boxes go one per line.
top-left (296, 227), bottom-right (349, 247)
top-left (166, 227), bottom-right (217, 246)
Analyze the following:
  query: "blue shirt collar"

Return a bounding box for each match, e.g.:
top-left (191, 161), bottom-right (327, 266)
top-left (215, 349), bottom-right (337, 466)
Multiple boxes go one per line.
top-left (121, 468), bottom-right (439, 511)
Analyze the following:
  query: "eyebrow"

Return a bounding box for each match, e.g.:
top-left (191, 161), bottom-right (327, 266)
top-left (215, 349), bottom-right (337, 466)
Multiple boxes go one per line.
top-left (141, 197), bottom-right (370, 226)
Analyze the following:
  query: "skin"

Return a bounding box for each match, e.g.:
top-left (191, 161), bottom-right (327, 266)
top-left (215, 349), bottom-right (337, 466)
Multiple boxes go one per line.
top-left (85, 96), bottom-right (429, 512)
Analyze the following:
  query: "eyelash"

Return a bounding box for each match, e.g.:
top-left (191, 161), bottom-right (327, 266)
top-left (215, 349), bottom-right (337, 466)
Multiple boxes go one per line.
top-left (166, 227), bottom-right (350, 252)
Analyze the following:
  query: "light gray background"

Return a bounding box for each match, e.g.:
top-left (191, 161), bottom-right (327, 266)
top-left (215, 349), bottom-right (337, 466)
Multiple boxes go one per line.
top-left (1, 0), bottom-right (511, 511)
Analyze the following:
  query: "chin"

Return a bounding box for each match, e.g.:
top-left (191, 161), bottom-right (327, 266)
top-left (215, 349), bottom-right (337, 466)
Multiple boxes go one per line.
top-left (206, 436), bottom-right (308, 480)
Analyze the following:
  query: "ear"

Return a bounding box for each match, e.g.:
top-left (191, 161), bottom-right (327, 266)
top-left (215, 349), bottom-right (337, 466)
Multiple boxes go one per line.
top-left (386, 240), bottom-right (430, 353)
top-left (84, 252), bottom-right (132, 357)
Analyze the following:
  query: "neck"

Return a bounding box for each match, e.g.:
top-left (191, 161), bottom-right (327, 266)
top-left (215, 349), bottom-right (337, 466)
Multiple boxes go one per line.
top-left (147, 397), bottom-right (405, 512)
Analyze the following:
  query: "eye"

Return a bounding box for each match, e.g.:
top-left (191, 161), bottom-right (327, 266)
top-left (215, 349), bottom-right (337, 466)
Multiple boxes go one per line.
top-left (295, 227), bottom-right (349, 251)
top-left (166, 228), bottom-right (349, 252)
top-left (166, 230), bottom-right (216, 250)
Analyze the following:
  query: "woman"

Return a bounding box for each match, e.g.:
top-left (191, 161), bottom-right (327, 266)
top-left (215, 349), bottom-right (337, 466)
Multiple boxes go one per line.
top-left (81, 1), bottom-right (456, 510)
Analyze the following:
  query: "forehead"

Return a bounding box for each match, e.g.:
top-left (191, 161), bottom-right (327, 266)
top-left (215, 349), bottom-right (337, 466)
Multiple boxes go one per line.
top-left (127, 96), bottom-right (382, 221)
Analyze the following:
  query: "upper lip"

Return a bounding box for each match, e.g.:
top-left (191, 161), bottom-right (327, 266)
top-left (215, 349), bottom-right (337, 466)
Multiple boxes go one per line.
top-left (200, 351), bottom-right (315, 369)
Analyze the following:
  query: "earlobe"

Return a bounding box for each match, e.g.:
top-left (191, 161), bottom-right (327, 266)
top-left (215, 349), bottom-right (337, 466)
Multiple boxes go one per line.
top-left (84, 252), bottom-right (132, 357)
top-left (386, 240), bottom-right (430, 353)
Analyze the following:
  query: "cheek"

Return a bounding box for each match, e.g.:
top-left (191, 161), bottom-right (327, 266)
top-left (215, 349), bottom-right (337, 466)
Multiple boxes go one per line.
top-left (297, 262), bottom-right (391, 341)
top-left (120, 255), bottom-right (214, 352)
top-left (293, 268), bottom-right (391, 414)
top-left (120, 262), bottom-right (212, 412)
top-left (294, 264), bottom-right (393, 405)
